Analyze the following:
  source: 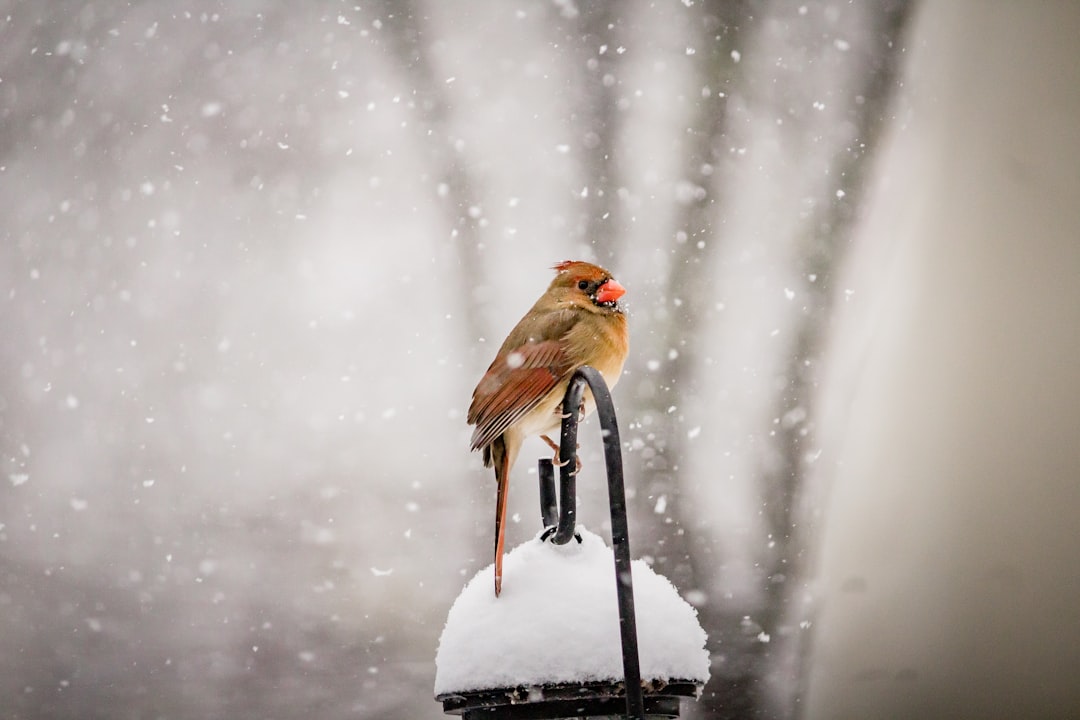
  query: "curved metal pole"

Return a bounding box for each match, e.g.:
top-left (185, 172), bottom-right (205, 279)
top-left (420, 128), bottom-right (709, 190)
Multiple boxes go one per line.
top-left (537, 366), bottom-right (643, 720)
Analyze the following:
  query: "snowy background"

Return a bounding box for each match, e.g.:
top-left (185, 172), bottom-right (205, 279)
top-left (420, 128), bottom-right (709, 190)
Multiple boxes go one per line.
top-left (19, 1), bottom-right (1061, 718)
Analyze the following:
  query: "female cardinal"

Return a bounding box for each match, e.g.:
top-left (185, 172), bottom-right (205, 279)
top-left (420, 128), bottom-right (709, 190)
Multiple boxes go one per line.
top-left (468, 261), bottom-right (629, 596)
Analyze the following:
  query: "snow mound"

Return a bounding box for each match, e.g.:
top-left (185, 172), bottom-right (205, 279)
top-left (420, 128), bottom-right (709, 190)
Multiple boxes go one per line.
top-left (434, 528), bottom-right (710, 696)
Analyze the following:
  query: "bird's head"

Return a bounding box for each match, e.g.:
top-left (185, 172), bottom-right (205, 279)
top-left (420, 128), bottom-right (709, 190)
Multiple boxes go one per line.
top-left (550, 260), bottom-right (626, 312)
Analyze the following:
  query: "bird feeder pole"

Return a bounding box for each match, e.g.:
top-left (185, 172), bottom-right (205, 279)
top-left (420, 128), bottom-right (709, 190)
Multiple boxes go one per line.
top-left (539, 366), bottom-right (644, 720)
top-left (439, 366), bottom-right (706, 720)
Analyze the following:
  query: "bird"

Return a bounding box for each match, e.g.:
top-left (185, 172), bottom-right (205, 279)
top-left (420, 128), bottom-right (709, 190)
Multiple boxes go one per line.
top-left (468, 260), bottom-right (629, 596)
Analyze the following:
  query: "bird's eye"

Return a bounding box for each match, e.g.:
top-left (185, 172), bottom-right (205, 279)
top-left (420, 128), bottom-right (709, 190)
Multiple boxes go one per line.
top-left (577, 280), bottom-right (590, 291)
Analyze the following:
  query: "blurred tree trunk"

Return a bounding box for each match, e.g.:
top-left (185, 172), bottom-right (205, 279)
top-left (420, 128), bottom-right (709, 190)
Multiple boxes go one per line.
top-left (568, 0), bottom-right (625, 263)
top-left (363, 0), bottom-right (497, 581)
top-left (761, 4), bottom-right (914, 715)
top-left (629, 0), bottom-right (748, 562)
top-left (602, 2), bottom-right (915, 718)
top-left (366, 0), bottom-right (489, 352)
top-left (617, 0), bottom-right (753, 706)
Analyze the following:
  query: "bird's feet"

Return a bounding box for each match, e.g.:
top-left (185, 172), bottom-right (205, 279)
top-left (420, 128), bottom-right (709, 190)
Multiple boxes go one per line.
top-left (555, 400), bottom-right (587, 420)
top-left (541, 434), bottom-right (582, 475)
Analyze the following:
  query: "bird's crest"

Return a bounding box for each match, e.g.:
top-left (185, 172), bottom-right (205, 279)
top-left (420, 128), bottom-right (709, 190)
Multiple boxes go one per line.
top-left (553, 260), bottom-right (604, 275)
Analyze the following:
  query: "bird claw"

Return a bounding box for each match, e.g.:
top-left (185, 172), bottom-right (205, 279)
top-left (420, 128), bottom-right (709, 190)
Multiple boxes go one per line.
top-left (555, 400), bottom-right (587, 420)
top-left (541, 435), bottom-right (582, 472)
top-left (552, 452), bottom-right (581, 472)
top-left (562, 455), bottom-right (583, 476)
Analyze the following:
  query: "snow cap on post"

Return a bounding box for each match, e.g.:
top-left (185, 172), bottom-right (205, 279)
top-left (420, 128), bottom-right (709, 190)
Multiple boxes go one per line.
top-left (433, 528), bottom-right (710, 696)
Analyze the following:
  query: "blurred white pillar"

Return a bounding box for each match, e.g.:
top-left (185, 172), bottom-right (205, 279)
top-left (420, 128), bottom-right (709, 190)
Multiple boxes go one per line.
top-left (803, 3), bottom-right (1080, 718)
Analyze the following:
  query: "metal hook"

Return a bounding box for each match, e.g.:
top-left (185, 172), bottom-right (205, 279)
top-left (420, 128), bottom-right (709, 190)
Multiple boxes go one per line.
top-left (536, 366), bottom-right (644, 720)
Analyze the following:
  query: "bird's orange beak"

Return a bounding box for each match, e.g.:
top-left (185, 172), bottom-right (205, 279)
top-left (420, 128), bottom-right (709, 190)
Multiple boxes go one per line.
top-left (595, 279), bottom-right (626, 304)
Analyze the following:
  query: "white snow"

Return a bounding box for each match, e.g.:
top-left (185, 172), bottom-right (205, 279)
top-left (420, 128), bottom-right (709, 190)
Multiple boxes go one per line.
top-left (434, 528), bottom-right (710, 696)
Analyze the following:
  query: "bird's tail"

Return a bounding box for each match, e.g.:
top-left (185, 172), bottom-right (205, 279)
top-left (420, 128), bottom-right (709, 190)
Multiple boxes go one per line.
top-left (492, 437), bottom-right (510, 597)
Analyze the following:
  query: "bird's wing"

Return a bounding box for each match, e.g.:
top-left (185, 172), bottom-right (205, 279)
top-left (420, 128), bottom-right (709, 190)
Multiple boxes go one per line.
top-left (468, 339), bottom-right (572, 451)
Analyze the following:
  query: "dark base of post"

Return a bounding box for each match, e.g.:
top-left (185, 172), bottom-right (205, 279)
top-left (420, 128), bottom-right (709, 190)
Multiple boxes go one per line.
top-left (438, 680), bottom-right (700, 720)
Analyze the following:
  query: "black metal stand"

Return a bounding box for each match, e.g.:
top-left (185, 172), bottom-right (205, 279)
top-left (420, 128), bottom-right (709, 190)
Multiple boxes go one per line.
top-left (438, 367), bottom-right (702, 720)
top-left (439, 680), bottom-right (698, 719)
top-left (538, 366), bottom-right (644, 720)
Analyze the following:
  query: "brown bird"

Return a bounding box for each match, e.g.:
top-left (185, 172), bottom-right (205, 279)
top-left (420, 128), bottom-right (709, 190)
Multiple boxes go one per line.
top-left (468, 261), bottom-right (629, 596)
